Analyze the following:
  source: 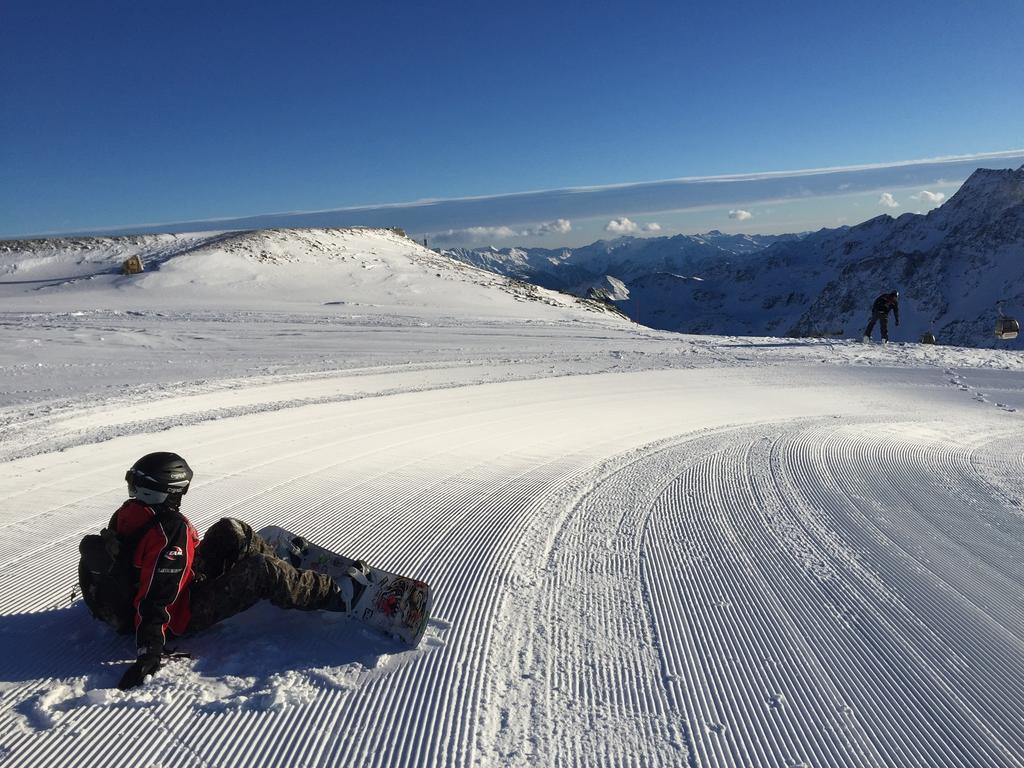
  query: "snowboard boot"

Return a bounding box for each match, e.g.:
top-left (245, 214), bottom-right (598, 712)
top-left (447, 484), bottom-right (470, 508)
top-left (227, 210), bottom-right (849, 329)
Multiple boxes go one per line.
top-left (323, 561), bottom-right (372, 613)
top-left (284, 535), bottom-right (310, 569)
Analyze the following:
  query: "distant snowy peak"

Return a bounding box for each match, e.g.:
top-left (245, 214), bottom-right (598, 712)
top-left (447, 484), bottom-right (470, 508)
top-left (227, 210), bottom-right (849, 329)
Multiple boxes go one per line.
top-left (581, 275), bottom-right (630, 302)
top-left (948, 165), bottom-right (1024, 210)
top-left (441, 245), bottom-right (545, 285)
top-left (696, 229), bottom-right (805, 254)
top-left (442, 231), bottom-right (797, 295)
top-left (924, 165), bottom-right (1024, 232)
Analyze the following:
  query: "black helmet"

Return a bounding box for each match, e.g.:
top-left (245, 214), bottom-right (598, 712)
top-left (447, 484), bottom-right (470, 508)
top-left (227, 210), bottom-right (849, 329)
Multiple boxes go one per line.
top-left (126, 452), bottom-right (193, 505)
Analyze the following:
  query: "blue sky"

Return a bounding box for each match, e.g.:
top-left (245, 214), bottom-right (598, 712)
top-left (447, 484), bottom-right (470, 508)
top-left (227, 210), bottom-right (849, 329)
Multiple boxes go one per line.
top-left (2, 0), bottom-right (1022, 244)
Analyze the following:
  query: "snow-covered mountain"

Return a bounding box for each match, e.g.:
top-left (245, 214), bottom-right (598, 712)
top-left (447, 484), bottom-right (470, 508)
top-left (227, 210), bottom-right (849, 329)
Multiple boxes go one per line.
top-left (787, 165), bottom-right (1024, 347)
top-left (446, 165), bottom-right (1024, 348)
top-left (444, 231), bottom-right (798, 297)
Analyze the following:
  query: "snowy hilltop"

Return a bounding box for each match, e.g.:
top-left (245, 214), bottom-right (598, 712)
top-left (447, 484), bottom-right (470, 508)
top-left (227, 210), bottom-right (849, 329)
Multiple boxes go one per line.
top-left (0, 227), bottom-right (621, 321)
top-left (445, 165), bottom-right (1024, 348)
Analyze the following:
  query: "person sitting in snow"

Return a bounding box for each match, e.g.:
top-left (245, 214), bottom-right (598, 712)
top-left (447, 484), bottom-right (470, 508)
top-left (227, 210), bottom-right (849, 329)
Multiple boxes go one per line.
top-left (863, 290), bottom-right (900, 343)
top-left (77, 452), bottom-right (369, 690)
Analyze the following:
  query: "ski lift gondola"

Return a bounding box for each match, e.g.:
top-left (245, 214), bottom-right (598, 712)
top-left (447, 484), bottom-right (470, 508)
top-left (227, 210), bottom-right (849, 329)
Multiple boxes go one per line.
top-left (995, 303), bottom-right (1020, 341)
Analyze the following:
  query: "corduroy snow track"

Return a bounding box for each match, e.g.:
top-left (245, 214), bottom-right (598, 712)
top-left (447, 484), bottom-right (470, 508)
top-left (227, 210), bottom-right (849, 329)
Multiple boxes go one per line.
top-left (3, 358), bottom-right (1024, 768)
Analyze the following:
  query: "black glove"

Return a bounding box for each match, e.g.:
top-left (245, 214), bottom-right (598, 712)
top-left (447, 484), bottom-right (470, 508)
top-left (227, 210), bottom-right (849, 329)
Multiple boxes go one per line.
top-left (118, 653), bottom-right (162, 690)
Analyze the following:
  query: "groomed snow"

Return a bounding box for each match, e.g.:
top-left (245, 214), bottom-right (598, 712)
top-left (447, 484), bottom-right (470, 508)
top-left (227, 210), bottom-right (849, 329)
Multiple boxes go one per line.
top-left (2, 228), bottom-right (1024, 767)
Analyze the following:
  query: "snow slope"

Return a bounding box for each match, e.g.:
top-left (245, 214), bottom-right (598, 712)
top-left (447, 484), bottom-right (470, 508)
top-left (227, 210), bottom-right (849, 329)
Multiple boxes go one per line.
top-left (0, 227), bottom-right (619, 318)
top-left (2, 228), bottom-right (1024, 767)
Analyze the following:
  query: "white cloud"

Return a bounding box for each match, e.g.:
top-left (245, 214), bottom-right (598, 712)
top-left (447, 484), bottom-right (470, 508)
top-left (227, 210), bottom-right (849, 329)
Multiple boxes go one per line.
top-left (911, 190), bottom-right (946, 204)
top-left (75, 149), bottom-right (1024, 241)
top-left (429, 219), bottom-right (573, 245)
top-left (605, 217), bottom-right (640, 234)
top-left (604, 218), bottom-right (660, 235)
top-left (878, 192), bottom-right (900, 208)
top-left (466, 225), bottom-right (519, 240)
top-left (728, 209), bottom-right (753, 221)
top-left (429, 225), bottom-right (518, 245)
top-left (533, 218), bottom-right (572, 235)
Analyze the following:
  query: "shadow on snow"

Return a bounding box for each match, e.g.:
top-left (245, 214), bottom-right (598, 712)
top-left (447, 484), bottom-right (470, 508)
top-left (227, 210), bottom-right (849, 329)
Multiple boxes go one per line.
top-left (0, 600), bottom-right (415, 711)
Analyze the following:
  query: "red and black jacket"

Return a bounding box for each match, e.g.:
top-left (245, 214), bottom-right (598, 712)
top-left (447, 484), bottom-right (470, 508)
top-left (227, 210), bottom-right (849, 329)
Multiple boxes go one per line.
top-left (109, 500), bottom-right (200, 655)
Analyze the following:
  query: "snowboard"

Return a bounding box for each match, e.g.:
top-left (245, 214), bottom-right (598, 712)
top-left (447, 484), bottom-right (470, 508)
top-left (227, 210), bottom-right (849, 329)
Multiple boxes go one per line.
top-left (258, 525), bottom-right (432, 647)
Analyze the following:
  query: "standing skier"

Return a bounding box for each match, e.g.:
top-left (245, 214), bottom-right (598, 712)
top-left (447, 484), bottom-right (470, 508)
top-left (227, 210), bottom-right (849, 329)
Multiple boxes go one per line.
top-left (863, 291), bottom-right (900, 343)
top-left (78, 452), bottom-right (369, 690)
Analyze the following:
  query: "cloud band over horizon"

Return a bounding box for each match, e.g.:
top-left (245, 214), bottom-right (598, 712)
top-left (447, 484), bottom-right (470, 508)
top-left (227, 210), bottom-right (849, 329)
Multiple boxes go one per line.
top-left (12, 150), bottom-right (1024, 241)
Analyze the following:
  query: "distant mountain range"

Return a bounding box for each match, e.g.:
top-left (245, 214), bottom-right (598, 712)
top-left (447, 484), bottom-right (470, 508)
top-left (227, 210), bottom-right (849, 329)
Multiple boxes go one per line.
top-left (443, 165), bottom-right (1024, 348)
top-left (443, 231), bottom-right (803, 295)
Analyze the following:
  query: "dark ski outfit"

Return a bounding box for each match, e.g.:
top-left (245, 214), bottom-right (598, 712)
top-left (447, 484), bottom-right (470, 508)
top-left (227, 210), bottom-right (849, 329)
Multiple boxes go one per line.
top-left (79, 506), bottom-right (342, 689)
top-left (864, 292), bottom-right (900, 341)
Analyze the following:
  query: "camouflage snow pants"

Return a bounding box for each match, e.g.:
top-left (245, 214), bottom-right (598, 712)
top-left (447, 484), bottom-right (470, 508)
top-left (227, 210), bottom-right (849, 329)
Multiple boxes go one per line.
top-left (864, 311), bottom-right (889, 341)
top-left (187, 518), bottom-right (337, 633)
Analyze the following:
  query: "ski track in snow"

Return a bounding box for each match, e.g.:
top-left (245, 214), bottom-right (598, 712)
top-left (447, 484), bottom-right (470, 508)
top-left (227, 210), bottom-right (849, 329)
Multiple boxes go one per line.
top-left (477, 418), bottom-right (1024, 767)
top-left (1, 360), bottom-right (1024, 767)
